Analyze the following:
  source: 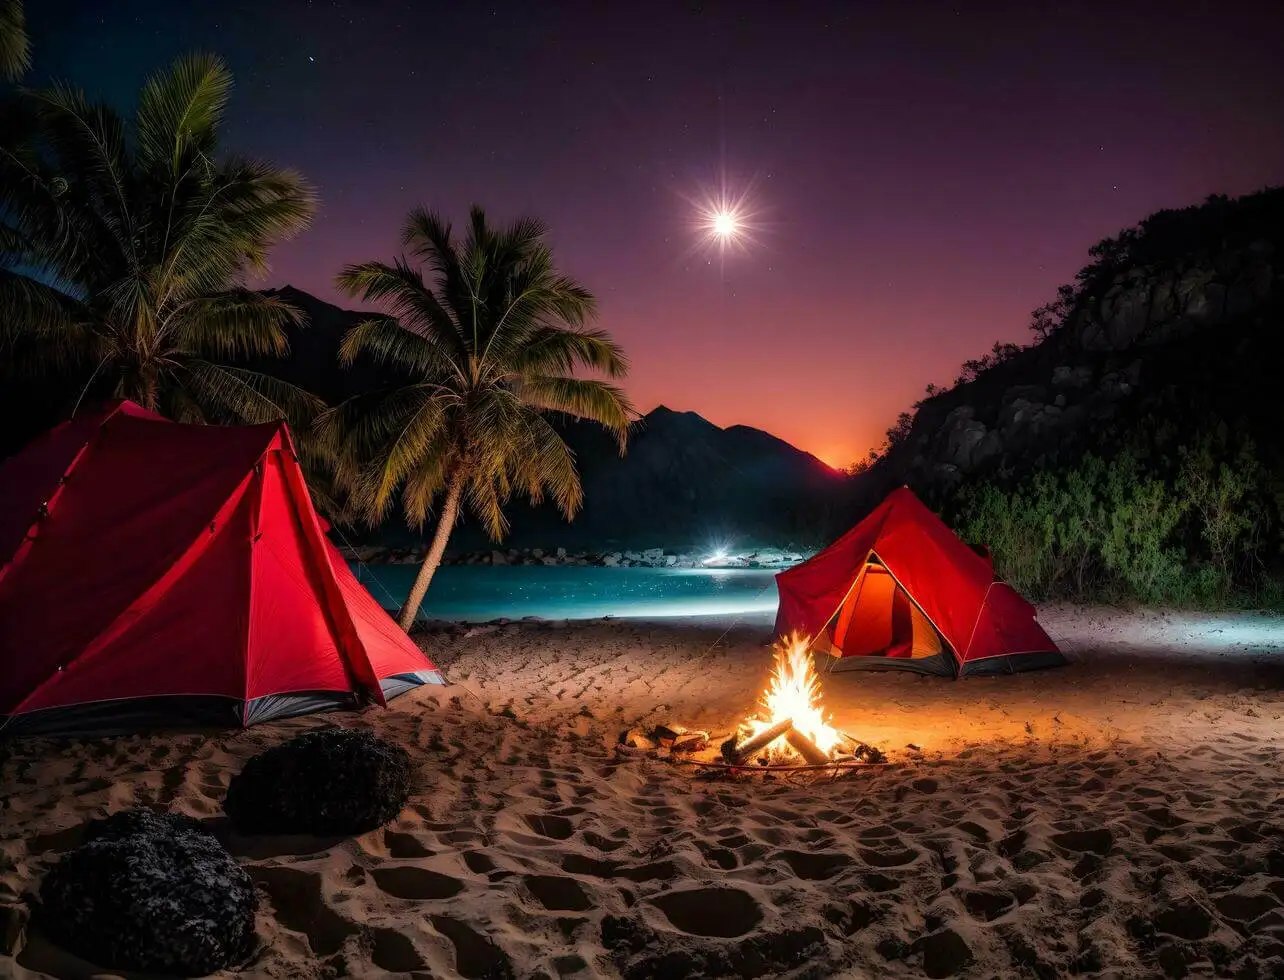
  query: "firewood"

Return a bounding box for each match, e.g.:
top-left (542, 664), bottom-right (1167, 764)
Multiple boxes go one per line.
top-left (786, 729), bottom-right (831, 766)
top-left (672, 730), bottom-right (709, 753)
top-left (652, 724), bottom-right (680, 745)
top-left (619, 729), bottom-right (655, 750)
top-left (731, 717), bottom-right (794, 763)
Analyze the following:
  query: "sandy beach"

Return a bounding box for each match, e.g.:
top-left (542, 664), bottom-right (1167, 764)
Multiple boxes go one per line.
top-left (4, 604), bottom-right (1284, 978)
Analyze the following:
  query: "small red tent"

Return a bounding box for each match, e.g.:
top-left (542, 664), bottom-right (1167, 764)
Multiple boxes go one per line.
top-left (0, 402), bottom-right (443, 736)
top-left (775, 487), bottom-right (1063, 677)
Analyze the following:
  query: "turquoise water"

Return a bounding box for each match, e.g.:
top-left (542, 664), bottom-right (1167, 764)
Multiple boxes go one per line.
top-left (349, 564), bottom-right (782, 622)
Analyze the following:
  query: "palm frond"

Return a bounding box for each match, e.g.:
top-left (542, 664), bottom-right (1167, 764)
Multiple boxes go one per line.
top-left (0, 270), bottom-right (99, 374)
top-left (335, 258), bottom-right (467, 361)
top-left (518, 375), bottom-right (634, 451)
top-left (511, 325), bottom-right (628, 377)
top-left (510, 409), bottom-right (584, 519)
top-left (170, 289), bottom-right (303, 359)
top-left (28, 82), bottom-right (133, 266)
top-left (0, 0), bottom-right (30, 82)
top-left (179, 358), bottom-right (324, 426)
top-left (135, 52), bottom-right (231, 176)
top-left (338, 315), bottom-right (456, 376)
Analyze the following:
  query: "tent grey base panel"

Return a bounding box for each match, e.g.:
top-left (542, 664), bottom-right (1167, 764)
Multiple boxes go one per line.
top-left (958, 650), bottom-right (1068, 677)
top-left (824, 651), bottom-right (957, 678)
top-left (380, 669), bottom-right (446, 699)
top-left (824, 649), bottom-right (1066, 679)
top-left (2, 672), bottom-right (447, 737)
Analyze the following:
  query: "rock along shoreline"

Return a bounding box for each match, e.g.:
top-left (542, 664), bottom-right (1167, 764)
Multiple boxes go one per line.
top-left (336, 544), bottom-right (810, 571)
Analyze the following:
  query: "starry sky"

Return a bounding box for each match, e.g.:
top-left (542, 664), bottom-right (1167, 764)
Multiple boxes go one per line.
top-left (25, 0), bottom-right (1284, 468)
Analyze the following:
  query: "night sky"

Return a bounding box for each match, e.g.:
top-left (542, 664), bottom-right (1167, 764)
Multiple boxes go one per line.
top-left (26, 1), bottom-right (1284, 468)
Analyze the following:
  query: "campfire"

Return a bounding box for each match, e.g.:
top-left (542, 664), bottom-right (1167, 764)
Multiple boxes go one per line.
top-left (619, 632), bottom-right (885, 771)
top-left (724, 633), bottom-right (845, 766)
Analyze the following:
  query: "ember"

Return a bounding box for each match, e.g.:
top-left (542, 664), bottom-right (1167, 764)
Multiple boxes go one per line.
top-left (735, 633), bottom-right (843, 764)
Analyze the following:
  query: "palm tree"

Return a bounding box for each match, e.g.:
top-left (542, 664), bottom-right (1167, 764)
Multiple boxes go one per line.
top-left (0, 0), bottom-right (29, 81)
top-left (324, 206), bottom-right (634, 629)
top-left (0, 53), bottom-right (319, 427)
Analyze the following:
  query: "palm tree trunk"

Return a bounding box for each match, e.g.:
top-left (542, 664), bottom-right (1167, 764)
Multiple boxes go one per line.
top-left (397, 474), bottom-right (464, 631)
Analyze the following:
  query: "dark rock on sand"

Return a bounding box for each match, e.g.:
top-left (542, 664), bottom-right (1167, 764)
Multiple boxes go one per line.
top-left (37, 807), bottom-right (255, 976)
top-left (225, 727), bottom-right (411, 835)
top-left (83, 806), bottom-right (206, 842)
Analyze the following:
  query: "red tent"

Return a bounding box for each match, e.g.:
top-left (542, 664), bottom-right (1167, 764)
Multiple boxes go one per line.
top-left (775, 487), bottom-right (1064, 677)
top-left (0, 402), bottom-right (443, 736)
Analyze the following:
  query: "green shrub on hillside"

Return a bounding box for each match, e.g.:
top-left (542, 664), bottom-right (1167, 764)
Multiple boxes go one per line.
top-left (957, 433), bottom-right (1275, 607)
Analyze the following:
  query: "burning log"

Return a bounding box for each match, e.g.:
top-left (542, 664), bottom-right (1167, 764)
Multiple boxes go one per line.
top-left (785, 728), bottom-right (831, 766)
top-left (729, 717), bottom-right (794, 764)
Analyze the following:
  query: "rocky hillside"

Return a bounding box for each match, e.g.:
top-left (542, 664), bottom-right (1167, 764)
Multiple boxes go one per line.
top-left (853, 188), bottom-right (1284, 520)
top-left (440, 405), bottom-right (845, 553)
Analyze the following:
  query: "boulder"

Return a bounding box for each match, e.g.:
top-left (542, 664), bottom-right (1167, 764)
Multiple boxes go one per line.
top-left (224, 728), bottom-right (412, 836)
top-left (491, 550), bottom-right (508, 565)
top-left (1051, 365), bottom-right (1093, 388)
top-left (602, 553), bottom-right (621, 567)
top-left (943, 417), bottom-right (989, 471)
top-left (38, 808), bottom-right (255, 976)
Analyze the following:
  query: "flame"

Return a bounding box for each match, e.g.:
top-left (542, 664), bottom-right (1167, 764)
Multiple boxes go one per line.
top-left (739, 633), bottom-right (842, 762)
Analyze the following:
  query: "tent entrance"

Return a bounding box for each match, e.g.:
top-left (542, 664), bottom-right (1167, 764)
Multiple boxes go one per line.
top-left (814, 557), bottom-right (957, 677)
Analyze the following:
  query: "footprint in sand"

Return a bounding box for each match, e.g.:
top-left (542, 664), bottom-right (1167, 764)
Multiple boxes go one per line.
top-left (862, 872), bottom-right (900, 893)
top-left (1051, 828), bottom-right (1113, 855)
top-left (1080, 887), bottom-right (1106, 909)
top-left (859, 846), bottom-right (920, 868)
top-left (650, 887), bottom-right (763, 938)
top-left (430, 916), bottom-right (514, 980)
top-left (779, 850), bottom-right (854, 881)
top-left (700, 846), bottom-right (738, 870)
top-left (384, 829), bottom-right (435, 858)
top-left (370, 866), bottom-right (464, 900)
top-left (1152, 901), bottom-right (1214, 941)
top-left (463, 850), bottom-right (498, 875)
top-left (962, 889), bottom-right (1015, 922)
top-left (523, 813), bottom-right (575, 840)
top-left (911, 928), bottom-right (973, 978)
top-left (562, 853), bottom-right (620, 878)
top-left (582, 830), bottom-right (629, 852)
top-left (523, 874), bottom-right (592, 912)
top-left (1213, 892), bottom-right (1279, 922)
top-left (370, 927), bottom-right (427, 972)
top-left (250, 866), bottom-right (354, 956)
top-left (859, 824), bottom-right (900, 841)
